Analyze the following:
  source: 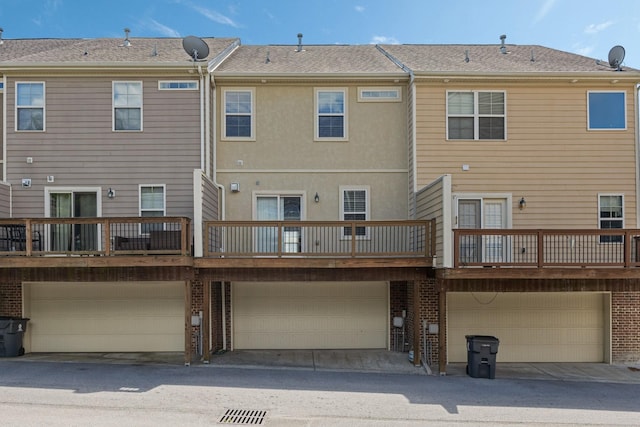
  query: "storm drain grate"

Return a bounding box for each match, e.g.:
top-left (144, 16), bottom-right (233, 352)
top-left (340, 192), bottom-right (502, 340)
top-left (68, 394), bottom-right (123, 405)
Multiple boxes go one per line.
top-left (218, 409), bottom-right (267, 425)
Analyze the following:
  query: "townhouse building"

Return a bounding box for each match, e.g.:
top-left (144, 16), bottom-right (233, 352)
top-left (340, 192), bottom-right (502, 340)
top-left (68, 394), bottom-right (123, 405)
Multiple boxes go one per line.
top-left (1, 33), bottom-right (640, 372)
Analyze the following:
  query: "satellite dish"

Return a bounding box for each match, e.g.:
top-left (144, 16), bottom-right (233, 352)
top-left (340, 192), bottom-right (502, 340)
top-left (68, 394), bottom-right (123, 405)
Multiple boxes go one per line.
top-left (608, 45), bottom-right (625, 70)
top-left (182, 36), bottom-right (210, 61)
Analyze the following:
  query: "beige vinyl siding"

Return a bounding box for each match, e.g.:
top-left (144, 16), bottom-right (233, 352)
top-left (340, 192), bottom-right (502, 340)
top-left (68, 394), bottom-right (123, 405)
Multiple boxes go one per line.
top-left (415, 83), bottom-right (637, 229)
top-left (5, 76), bottom-right (202, 218)
top-left (0, 183), bottom-right (10, 217)
top-left (415, 175), bottom-right (449, 267)
top-left (201, 173), bottom-right (219, 221)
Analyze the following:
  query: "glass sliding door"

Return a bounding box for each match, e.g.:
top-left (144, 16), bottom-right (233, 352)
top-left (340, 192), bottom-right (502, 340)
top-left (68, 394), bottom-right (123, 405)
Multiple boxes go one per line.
top-left (49, 191), bottom-right (98, 251)
top-left (255, 195), bottom-right (301, 253)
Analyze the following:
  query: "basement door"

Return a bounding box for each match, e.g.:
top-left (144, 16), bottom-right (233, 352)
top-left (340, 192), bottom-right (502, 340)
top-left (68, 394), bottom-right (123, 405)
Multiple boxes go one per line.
top-left (232, 281), bottom-right (388, 349)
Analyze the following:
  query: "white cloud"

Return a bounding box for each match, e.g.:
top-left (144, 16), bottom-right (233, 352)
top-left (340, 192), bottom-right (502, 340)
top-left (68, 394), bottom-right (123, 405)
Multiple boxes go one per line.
top-left (191, 4), bottom-right (240, 28)
top-left (574, 45), bottom-right (595, 57)
top-left (147, 19), bottom-right (181, 37)
top-left (355, 5), bottom-right (365, 12)
top-left (532, 0), bottom-right (556, 25)
top-left (371, 35), bottom-right (399, 45)
top-left (584, 21), bottom-right (614, 34)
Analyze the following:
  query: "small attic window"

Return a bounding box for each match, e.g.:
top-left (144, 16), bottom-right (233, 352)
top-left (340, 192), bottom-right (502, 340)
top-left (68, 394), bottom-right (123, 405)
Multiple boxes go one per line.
top-left (158, 81), bottom-right (198, 90)
top-left (358, 87), bottom-right (401, 102)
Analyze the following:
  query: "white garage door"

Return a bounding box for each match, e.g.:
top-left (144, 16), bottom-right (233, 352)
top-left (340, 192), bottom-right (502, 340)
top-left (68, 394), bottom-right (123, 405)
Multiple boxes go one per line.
top-left (24, 282), bottom-right (184, 352)
top-left (448, 292), bottom-right (606, 363)
top-left (233, 281), bottom-right (388, 349)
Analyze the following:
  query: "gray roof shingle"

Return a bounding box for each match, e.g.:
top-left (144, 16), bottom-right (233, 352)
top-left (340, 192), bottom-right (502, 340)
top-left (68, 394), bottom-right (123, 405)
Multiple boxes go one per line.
top-left (213, 44), bottom-right (405, 74)
top-left (379, 44), bottom-right (640, 74)
top-left (0, 37), bottom-right (239, 65)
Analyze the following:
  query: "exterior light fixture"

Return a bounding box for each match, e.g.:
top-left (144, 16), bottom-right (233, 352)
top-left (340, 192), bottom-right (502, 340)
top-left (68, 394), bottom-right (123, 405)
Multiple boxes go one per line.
top-left (314, 192), bottom-right (320, 203)
top-left (519, 197), bottom-right (526, 210)
top-left (107, 188), bottom-right (115, 199)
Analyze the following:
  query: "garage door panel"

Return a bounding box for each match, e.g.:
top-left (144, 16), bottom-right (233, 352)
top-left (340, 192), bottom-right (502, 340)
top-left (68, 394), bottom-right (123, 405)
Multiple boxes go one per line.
top-left (448, 292), bottom-right (605, 363)
top-left (234, 281), bottom-right (387, 350)
top-left (26, 282), bottom-right (184, 353)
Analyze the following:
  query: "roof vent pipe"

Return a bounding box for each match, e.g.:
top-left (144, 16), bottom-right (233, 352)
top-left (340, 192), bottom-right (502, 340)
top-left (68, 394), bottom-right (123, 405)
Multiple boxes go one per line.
top-left (500, 34), bottom-right (507, 54)
top-left (123, 28), bottom-right (131, 47)
top-left (0, 28), bottom-right (4, 45)
top-left (296, 33), bottom-right (303, 52)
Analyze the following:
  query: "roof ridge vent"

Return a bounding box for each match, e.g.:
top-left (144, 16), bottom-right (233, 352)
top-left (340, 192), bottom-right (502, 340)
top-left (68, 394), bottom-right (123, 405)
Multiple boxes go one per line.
top-left (296, 33), bottom-right (304, 52)
top-left (122, 28), bottom-right (131, 47)
top-left (499, 34), bottom-right (507, 54)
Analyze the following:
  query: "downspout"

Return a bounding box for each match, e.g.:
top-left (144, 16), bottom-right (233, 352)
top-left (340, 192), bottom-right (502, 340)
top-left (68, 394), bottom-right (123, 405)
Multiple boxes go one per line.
top-left (633, 83), bottom-right (640, 228)
top-left (210, 74), bottom-right (227, 351)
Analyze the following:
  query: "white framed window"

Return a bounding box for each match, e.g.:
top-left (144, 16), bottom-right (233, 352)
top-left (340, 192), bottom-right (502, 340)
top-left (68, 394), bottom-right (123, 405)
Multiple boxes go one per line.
top-left (598, 194), bottom-right (624, 243)
top-left (113, 81), bottom-right (143, 131)
top-left (340, 186), bottom-right (369, 238)
top-left (222, 88), bottom-right (255, 140)
top-left (315, 88), bottom-right (348, 141)
top-left (447, 90), bottom-right (505, 140)
top-left (16, 82), bottom-right (45, 131)
top-left (588, 91), bottom-right (626, 130)
top-left (358, 87), bottom-right (401, 102)
top-left (139, 185), bottom-right (166, 234)
top-left (158, 81), bottom-right (198, 90)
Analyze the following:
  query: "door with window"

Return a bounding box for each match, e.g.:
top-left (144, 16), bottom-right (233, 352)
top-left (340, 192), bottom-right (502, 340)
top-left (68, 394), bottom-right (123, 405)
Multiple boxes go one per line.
top-left (255, 195), bottom-right (302, 253)
top-left (457, 198), bottom-right (507, 263)
top-left (49, 191), bottom-right (98, 251)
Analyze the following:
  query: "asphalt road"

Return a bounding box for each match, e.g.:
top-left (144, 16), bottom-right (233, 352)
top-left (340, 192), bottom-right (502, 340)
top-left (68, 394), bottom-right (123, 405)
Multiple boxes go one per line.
top-left (1, 360), bottom-right (639, 426)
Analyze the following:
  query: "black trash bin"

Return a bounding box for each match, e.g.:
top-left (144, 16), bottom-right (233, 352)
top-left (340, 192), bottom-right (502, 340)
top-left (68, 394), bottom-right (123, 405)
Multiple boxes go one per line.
top-left (465, 335), bottom-right (499, 379)
top-left (0, 317), bottom-right (29, 357)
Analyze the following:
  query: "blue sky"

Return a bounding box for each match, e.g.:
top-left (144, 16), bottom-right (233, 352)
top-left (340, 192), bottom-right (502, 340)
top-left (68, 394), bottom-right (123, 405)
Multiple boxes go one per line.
top-left (2, 0), bottom-right (640, 68)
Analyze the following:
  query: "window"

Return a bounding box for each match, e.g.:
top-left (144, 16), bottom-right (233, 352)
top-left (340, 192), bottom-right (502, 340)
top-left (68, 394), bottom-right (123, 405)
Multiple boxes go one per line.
top-left (223, 89), bottom-right (254, 140)
top-left (341, 186), bottom-right (369, 238)
top-left (447, 91), bottom-right (505, 140)
top-left (158, 81), bottom-right (198, 90)
top-left (16, 82), bottom-right (45, 131)
top-left (140, 185), bottom-right (165, 234)
top-left (316, 89), bottom-right (347, 140)
top-left (599, 194), bottom-right (623, 243)
top-left (358, 87), bottom-right (401, 102)
top-left (113, 81), bottom-right (142, 131)
top-left (588, 91), bottom-right (626, 130)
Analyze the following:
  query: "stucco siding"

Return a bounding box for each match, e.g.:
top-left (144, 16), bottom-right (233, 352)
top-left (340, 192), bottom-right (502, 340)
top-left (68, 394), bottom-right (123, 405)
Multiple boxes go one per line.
top-left (216, 81), bottom-right (409, 221)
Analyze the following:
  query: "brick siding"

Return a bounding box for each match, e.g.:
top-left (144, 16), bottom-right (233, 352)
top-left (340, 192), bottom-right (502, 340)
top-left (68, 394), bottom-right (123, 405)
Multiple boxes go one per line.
top-left (611, 291), bottom-right (640, 363)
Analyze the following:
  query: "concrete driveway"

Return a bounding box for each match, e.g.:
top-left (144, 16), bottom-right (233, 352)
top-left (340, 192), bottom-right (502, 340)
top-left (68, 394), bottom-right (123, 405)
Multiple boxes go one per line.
top-left (12, 349), bottom-right (640, 383)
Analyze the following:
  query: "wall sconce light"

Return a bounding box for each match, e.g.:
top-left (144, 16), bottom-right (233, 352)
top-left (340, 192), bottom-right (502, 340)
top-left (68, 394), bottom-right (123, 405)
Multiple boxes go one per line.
top-left (519, 197), bottom-right (526, 210)
top-left (314, 192), bottom-right (320, 203)
top-left (107, 188), bottom-right (115, 199)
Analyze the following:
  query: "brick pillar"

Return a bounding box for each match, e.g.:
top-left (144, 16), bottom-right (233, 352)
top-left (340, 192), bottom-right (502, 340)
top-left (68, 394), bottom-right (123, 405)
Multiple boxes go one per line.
top-left (611, 291), bottom-right (640, 363)
top-left (0, 282), bottom-right (22, 317)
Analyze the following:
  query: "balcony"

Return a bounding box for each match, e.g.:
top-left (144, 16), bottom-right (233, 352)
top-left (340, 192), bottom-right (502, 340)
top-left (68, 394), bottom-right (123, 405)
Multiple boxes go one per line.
top-left (201, 220), bottom-right (435, 269)
top-left (0, 217), bottom-right (191, 267)
top-left (0, 218), bottom-right (434, 268)
top-left (453, 229), bottom-right (640, 269)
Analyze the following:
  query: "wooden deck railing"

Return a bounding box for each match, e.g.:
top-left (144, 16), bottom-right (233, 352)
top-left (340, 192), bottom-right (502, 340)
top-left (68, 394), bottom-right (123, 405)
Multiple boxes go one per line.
top-left (453, 229), bottom-right (640, 268)
top-left (0, 217), bottom-right (191, 256)
top-left (204, 220), bottom-right (435, 258)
